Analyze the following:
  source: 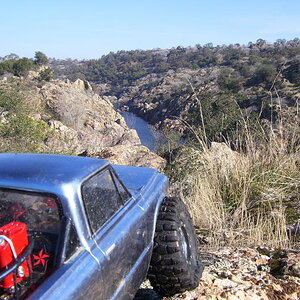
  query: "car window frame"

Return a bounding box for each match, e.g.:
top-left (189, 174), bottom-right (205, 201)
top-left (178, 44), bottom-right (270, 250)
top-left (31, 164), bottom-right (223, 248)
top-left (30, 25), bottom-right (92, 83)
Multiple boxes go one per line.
top-left (109, 167), bottom-right (131, 204)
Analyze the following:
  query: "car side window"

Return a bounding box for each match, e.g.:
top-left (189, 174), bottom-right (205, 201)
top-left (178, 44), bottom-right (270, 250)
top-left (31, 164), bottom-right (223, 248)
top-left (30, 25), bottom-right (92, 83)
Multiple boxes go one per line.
top-left (82, 169), bottom-right (124, 234)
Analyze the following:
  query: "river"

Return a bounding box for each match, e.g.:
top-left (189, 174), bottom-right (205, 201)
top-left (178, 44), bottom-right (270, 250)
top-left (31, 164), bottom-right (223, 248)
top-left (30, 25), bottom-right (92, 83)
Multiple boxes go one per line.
top-left (121, 112), bottom-right (163, 152)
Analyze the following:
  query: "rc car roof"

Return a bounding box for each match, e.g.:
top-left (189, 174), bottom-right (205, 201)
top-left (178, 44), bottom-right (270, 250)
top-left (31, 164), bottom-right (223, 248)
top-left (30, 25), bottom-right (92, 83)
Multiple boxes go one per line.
top-left (0, 153), bottom-right (108, 193)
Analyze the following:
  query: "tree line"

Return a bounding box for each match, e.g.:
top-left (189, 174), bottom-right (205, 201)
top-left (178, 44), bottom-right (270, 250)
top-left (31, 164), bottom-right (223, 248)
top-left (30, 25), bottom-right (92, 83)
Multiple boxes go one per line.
top-left (52, 38), bottom-right (300, 95)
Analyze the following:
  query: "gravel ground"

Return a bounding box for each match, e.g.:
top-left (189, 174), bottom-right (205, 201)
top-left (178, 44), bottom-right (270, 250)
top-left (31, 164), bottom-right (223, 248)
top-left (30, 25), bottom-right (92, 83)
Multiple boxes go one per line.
top-left (134, 248), bottom-right (300, 300)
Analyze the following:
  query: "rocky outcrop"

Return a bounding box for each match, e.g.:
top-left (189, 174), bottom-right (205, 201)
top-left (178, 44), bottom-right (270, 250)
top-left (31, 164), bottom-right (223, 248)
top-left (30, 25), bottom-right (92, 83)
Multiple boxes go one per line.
top-left (40, 79), bottom-right (165, 169)
top-left (40, 78), bottom-right (140, 150)
top-left (117, 68), bottom-right (219, 131)
top-left (0, 77), bottom-right (165, 169)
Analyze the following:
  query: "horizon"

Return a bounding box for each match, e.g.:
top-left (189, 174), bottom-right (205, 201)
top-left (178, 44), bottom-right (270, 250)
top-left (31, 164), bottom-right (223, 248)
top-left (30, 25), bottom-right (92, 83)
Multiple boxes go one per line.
top-left (2, 37), bottom-right (300, 61)
top-left (1, 0), bottom-right (300, 60)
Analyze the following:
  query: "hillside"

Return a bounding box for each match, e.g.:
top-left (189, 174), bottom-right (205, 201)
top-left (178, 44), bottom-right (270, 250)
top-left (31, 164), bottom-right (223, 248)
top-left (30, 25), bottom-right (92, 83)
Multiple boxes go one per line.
top-left (0, 71), bottom-right (165, 170)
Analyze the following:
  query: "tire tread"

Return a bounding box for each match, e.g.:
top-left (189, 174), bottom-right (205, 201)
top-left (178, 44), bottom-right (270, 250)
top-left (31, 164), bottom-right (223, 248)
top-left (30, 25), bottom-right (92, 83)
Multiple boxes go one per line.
top-left (148, 197), bottom-right (203, 296)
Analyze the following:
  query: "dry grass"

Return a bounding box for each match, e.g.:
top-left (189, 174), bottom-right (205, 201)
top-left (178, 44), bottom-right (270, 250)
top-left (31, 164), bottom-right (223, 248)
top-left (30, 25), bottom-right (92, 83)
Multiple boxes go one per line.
top-left (170, 112), bottom-right (300, 248)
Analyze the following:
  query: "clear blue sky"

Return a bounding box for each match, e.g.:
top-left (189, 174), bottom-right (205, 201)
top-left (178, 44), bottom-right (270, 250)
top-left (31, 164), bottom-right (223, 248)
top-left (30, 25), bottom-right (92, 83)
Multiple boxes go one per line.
top-left (1, 0), bottom-right (300, 59)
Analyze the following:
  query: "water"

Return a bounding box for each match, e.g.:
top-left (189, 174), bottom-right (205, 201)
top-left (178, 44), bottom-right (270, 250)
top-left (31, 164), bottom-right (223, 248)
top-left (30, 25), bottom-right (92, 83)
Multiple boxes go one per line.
top-left (121, 112), bottom-right (162, 152)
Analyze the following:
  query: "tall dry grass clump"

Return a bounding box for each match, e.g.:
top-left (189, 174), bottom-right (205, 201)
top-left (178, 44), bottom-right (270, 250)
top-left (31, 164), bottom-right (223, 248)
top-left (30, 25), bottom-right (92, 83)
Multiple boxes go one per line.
top-left (169, 111), bottom-right (300, 248)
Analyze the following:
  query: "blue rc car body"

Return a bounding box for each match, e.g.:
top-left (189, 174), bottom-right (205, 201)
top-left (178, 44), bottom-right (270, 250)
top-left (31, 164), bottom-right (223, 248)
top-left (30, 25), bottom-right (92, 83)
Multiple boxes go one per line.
top-left (0, 153), bottom-right (202, 300)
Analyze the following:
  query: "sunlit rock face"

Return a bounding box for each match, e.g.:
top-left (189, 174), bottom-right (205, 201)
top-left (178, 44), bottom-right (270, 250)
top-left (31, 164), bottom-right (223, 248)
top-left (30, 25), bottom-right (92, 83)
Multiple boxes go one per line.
top-left (41, 79), bottom-right (140, 150)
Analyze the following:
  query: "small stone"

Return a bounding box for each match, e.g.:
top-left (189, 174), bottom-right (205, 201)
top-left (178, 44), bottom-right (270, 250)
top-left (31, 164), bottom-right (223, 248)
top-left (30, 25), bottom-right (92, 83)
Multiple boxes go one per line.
top-left (234, 290), bottom-right (247, 298)
top-left (227, 295), bottom-right (240, 300)
top-left (201, 272), bottom-right (215, 285)
top-left (272, 283), bottom-right (283, 292)
top-left (213, 278), bottom-right (237, 289)
top-left (254, 258), bottom-right (268, 266)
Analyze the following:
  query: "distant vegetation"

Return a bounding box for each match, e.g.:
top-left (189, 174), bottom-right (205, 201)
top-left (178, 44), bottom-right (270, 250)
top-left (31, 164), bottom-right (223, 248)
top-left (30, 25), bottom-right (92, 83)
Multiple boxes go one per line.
top-left (0, 51), bottom-right (54, 152)
top-left (0, 88), bottom-right (51, 152)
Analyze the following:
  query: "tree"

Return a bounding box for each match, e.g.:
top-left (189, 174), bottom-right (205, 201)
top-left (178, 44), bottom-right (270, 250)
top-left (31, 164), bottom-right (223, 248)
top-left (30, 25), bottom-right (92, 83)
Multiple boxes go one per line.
top-left (34, 51), bottom-right (48, 65)
top-left (253, 64), bottom-right (277, 86)
top-left (2, 53), bottom-right (19, 62)
top-left (37, 67), bottom-right (54, 82)
top-left (12, 58), bottom-right (34, 77)
top-left (274, 39), bottom-right (286, 46)
top-left (256, 39), bottom-right (267, 47)
top-left (218, 69), bottom-right (242, 92)
top-left (203, 43), bottom-right (214, 48)
top-left (0, 60), bottom-right (14, 75)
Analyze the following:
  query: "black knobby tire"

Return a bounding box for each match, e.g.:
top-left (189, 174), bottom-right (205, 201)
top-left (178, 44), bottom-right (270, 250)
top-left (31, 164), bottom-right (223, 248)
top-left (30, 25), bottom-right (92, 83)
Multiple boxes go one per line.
top-left (148, 197), bottom-right (203, 296)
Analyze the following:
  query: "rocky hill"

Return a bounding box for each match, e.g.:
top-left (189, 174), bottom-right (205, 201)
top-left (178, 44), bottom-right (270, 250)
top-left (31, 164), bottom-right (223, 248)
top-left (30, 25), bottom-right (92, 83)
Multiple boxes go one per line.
top-left (51, 39), bottom-right (300, 142)
top-left (0, 73), bottom-right (165, 170)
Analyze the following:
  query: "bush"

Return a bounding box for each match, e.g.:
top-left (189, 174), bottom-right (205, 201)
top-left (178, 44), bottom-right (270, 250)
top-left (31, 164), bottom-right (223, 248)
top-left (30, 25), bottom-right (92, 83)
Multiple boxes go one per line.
top-left (185, 92), bottom-right (244, 143)
top-left (12, 58), bottom-right (35, 77)
top-left (37, 67), bottom-right (54, 82)
top-left (34, 51), bottom-right (48, 65)
top-left (218, 69), bottom-right (242, 92)
top-left (283, 59), bottom-right (300, 84)
top-left (0, 88), bottom-right (24, 112)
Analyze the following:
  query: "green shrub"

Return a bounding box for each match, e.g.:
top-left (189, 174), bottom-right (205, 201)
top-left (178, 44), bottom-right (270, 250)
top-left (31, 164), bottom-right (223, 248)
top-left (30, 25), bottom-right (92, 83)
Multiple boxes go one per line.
top-left (0, 88), bottom-right (50, 153)
top-left (0, 88), bottom-right (25, 112)
top-left (12, 58), bottom-right (35, 77)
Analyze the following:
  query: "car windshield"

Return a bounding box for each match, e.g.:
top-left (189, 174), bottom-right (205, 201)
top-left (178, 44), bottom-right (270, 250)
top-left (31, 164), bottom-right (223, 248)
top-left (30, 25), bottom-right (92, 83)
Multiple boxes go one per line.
top-left (0, 189), bottom-right (60, 233)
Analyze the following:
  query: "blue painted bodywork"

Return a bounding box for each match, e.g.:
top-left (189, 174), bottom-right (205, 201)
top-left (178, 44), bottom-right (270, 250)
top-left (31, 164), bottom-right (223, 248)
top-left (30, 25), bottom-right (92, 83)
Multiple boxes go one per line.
top-left (0, 153), bottom-right (169, 300)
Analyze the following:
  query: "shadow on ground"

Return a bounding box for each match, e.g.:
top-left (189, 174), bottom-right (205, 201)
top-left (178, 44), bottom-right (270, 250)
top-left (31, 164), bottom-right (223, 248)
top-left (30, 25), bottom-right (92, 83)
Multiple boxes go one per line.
top-left (134, 288), bottom-right (162, 300)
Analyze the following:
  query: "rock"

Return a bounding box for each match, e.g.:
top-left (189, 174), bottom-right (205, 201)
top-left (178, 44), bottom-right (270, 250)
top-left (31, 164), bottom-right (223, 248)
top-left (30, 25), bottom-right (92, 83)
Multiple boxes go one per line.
top-left (213, 278), bottom-right (237, 289)
top-left (254, 257), bottom-right (268, 266)
top-left (287, 221), bottom-right (300, 238)
top-left (283, 252), bottom-right (300, 277)
top-left (26, 65), bottom-right (49, 80)
top-left (39, 78), bottom-right (142, 153)
top-left (73, 78), bottom-right (92, 91)
top-left (118, 67), bottom-right (220, 130)
top-left (86, 145), bottom-right (166, 171)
